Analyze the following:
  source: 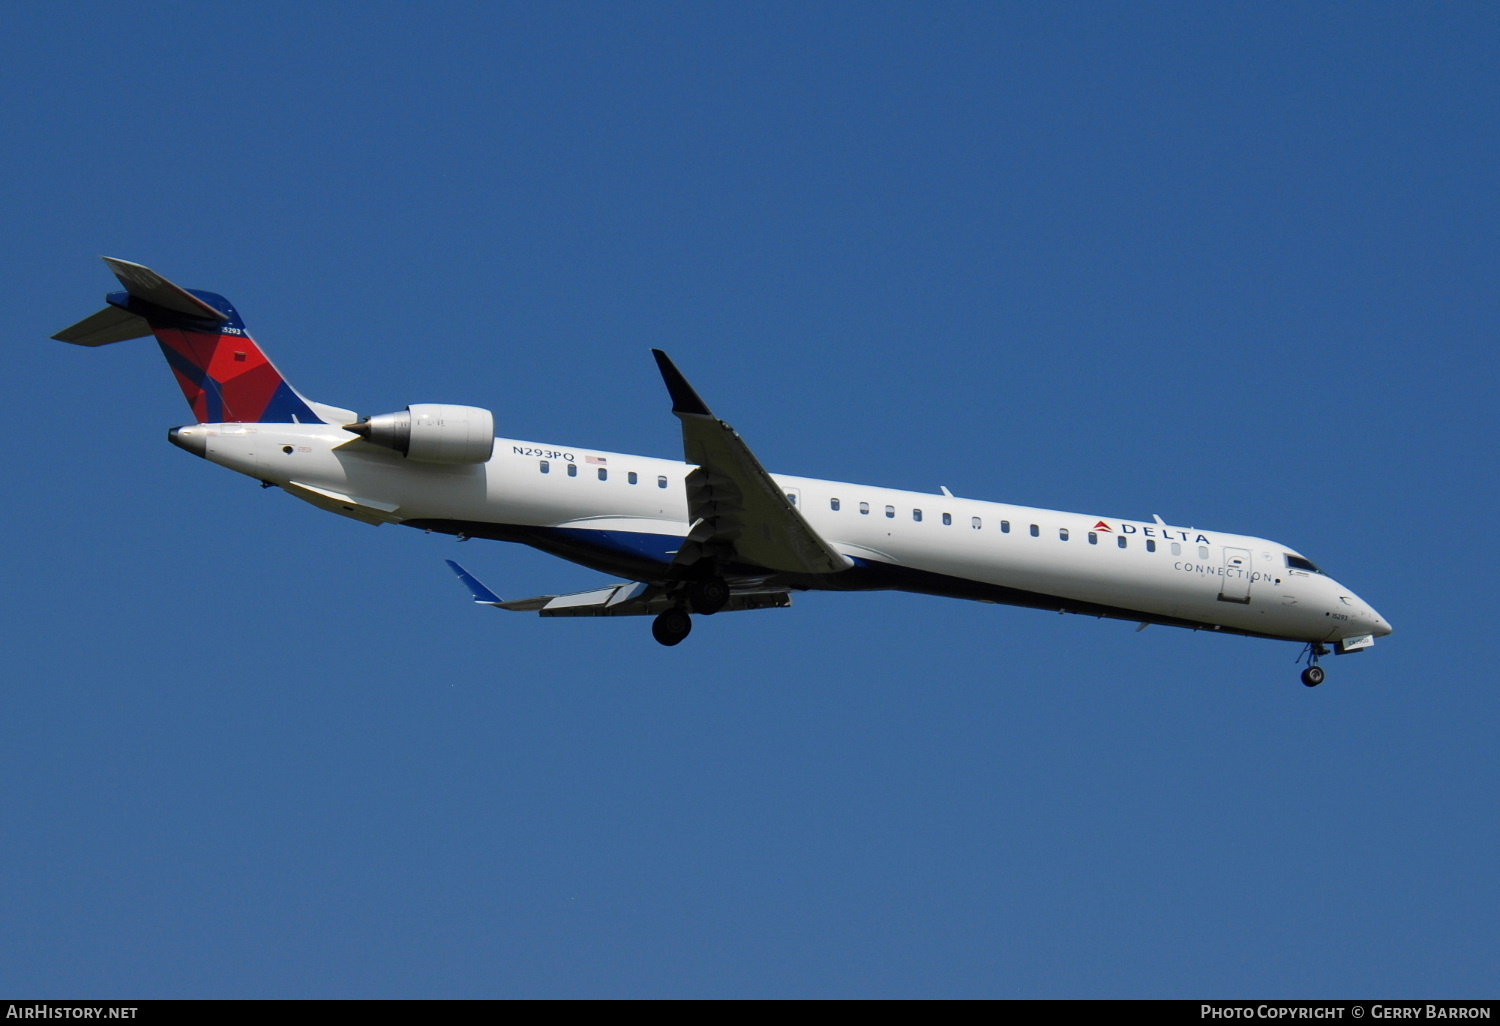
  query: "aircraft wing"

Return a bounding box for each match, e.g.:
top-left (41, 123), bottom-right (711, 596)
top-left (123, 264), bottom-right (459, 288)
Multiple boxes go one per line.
top-left (445, 561), bottom-right (791, 618)
top-left (651, 350), bottom-right (853, 576)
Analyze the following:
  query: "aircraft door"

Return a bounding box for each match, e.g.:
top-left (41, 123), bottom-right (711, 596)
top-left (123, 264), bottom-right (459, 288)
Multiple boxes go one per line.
top-left (1218, 546), bottom-right (1252, 604)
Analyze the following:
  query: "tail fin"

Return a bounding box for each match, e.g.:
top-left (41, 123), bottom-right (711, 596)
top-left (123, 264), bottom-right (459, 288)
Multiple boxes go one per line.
top-left (54, 257), bottom-right (344, 425)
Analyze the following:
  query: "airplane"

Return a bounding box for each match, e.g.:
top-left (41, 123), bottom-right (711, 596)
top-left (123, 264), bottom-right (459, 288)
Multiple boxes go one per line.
top-left (54, 257), bottom-right (1392, 686)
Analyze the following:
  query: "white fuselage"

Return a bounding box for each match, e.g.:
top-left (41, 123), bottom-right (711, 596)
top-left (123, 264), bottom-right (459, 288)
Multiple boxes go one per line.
top-left (180, 422), bottom-right (1392, 645)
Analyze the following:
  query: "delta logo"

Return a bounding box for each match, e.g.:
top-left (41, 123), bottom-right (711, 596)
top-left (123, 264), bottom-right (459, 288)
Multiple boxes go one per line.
top-left (1092, 520), bottom-right (1212, 544)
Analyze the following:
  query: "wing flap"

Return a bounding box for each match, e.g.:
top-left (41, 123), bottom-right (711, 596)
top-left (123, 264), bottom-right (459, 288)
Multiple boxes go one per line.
top-left (445, 562), bottom-right (791, 618)
top-left (536, 585), bottom-right (791, 617)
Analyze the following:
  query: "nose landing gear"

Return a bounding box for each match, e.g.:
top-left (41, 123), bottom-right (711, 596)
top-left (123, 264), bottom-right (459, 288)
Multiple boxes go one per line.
top-left (1298, 642), bottom-right (1330, 687)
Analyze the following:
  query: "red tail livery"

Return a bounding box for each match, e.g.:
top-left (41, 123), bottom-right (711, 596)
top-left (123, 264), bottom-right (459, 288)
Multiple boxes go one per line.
top-left (53, 257), bottom-right (327, 424)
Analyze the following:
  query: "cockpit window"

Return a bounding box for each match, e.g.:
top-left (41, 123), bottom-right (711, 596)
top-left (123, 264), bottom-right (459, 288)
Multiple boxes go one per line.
top-left (1284, 553), bottom-right (1323, 574)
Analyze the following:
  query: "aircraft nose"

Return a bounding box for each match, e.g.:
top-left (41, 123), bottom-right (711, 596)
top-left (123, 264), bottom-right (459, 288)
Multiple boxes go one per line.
top-left (1371, 611), bottom-right (1393, 637)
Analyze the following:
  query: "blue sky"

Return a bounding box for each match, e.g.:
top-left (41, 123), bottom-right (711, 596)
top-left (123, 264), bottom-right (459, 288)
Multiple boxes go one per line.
top-left (2, 1), bottom-right (1496, 998)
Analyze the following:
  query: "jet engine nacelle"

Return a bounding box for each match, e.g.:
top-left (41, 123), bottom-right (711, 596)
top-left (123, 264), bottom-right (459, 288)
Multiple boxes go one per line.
top-left (345, 404), bottom-right (495, 464)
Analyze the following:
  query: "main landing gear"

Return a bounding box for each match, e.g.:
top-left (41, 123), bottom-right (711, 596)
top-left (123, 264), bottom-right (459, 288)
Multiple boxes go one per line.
top-left (650, 576), bottom-right (730, 646)
top-left (1298, 642), bottom-right (1330, 687)
top-left (686, 577), bottom-right (730, 615)
top-left (652, 608), bottom-right (693, 647)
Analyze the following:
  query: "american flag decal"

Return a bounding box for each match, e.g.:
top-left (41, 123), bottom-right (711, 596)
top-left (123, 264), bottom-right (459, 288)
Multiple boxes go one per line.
top-left (587, 455), bottom-right (607, 465)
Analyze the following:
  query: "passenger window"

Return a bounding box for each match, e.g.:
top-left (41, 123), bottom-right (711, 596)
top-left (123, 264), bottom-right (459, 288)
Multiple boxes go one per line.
top-left (540, 460), bottom-right (550, 474)
top-left (567, 463), bottom-right (578, 477)
top-left (598, 468), bottom-right (607, 481)
top-left (1146, 539), bottom-right (1156, 552)
top-left (1198, 546), bottom-right (1210, 559)
top-left (831, 498), bottom-right (841, 511)
top-left (1030, 524), bottom-right (1039, 537)
top-left (628, 471), bottom-right (638, 485)
top-left (657, 475), bottom-right (667, 488)
top-left (942, 513), bottom-right (952, 526)
top-left (1088, 532), bottom-right (1098, 545)
top-left (1001, 520), bottom-right (1010, 533)
top-left (885, 505), bottom-right (895, 518)
top-left (913, 509), bottom-right (922, 522)
top-left (860, 502), bottom-right (870, 515)
top-left (1059, 528), bottom-right (1069, 541)
top-left (1117, 536), bottom-right (1127, 549)
top-left (787, 493), bottom-right (797, 505)
top-left (971, 517), bottom-right (982, 529)
top-left (1170, 542), bottom-right (1181, 556)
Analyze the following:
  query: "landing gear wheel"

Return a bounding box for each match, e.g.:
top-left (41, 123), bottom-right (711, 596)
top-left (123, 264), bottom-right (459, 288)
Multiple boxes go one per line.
top-left (652, 608), bottom-right (693, 647)
top-left (1301, 665), bottom-right (1325, 688)
top-left (687, 577), bottom-right (730, 615)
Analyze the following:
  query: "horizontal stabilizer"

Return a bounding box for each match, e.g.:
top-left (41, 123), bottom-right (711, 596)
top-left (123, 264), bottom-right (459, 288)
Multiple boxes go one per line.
top-left (56, 256), bottom-right (350, 426)
top-left (102, 256), bottom-right (229, 322)
top-left (54, 257), bottom-right (230, 347)
top-left (51, 304), bottom-right (153, 347)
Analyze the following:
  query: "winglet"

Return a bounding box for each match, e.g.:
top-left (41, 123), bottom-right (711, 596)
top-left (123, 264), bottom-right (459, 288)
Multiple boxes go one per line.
top-left (445, 560), bottom-right (503, 604)
top-left (651, 349), bottom-right (714, 417)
